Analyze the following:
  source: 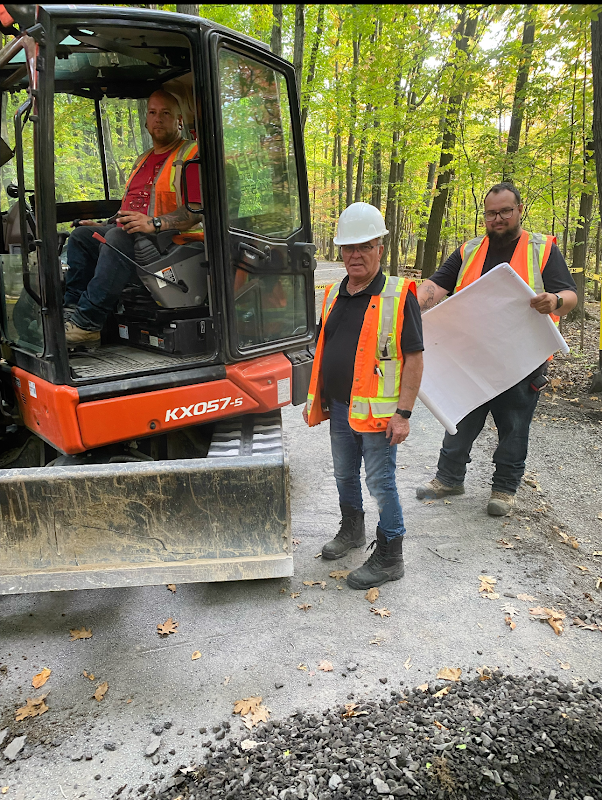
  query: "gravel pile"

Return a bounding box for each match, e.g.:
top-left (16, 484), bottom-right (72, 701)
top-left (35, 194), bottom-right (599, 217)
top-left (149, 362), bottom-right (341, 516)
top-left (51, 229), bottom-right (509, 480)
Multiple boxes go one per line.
top-left (143, 671), bottom-right (602, 800)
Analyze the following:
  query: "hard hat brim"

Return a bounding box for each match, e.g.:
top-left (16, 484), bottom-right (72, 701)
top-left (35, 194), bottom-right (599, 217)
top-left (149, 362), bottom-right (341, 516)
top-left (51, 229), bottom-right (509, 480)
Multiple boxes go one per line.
top-left (333, 229), bottom-right (389, 246)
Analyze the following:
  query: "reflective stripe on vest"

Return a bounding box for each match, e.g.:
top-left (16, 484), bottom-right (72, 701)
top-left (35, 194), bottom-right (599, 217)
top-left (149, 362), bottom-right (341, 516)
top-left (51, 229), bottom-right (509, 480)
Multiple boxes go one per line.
top-left (123, 140), bottom-right (198, 218)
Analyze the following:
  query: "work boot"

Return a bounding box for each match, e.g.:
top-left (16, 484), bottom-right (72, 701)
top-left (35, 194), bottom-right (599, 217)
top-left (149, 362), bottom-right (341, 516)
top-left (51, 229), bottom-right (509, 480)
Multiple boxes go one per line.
top-left (346, 528), bottom-right (404, 590)
top-left (64, 320), bottom-right (101, 348)
top-left (321, 505), bottom-right (366, 560)
top-left (416, 477), bottom-right (464, 500)
top-left (487, 491), bottom-right (516, 516)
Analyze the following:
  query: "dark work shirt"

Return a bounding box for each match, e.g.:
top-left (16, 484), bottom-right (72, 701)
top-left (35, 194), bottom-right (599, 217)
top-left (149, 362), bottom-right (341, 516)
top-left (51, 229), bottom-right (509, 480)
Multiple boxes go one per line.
top-left (429, 236), bottom-right (577, 295)
top-left (317, 270), bottom-right (424, 406)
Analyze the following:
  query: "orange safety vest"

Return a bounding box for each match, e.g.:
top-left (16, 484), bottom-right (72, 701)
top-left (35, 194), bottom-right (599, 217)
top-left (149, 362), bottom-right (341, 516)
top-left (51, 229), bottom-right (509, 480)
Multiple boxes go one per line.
top-left (307, 275), bottom-right (416, 432)
top-left (124, 140), bottom-right (203, 245)
top-left (454, 230), bottom-right (558, 324)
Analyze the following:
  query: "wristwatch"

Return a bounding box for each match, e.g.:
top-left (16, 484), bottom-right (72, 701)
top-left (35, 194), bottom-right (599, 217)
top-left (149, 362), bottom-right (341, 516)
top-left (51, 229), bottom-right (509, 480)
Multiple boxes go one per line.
top-left (555, 293), bottom-right (563, 310)
top-left (152, 217), bottom-right (162, 233)
top-left (395, 409), bottom-right (412, 419)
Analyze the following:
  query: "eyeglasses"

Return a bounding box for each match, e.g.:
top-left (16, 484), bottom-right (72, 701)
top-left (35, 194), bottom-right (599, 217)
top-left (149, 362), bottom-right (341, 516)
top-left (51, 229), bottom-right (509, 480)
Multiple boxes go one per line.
top-left (341, 243), bottom-right (378, 255)
top-left (483, 206), bottom-right (517, 222)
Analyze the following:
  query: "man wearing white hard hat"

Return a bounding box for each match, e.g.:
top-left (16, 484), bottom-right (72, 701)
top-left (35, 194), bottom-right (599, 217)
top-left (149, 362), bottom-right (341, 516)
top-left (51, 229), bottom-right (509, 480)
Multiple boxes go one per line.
top-left (303, 203), bottom-right (424, 590)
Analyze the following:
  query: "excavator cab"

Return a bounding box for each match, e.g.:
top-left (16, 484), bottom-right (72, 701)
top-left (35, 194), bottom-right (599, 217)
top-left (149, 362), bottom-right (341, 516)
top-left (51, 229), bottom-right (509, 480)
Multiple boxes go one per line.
top-left (0, 5), bottom-right (316, 594)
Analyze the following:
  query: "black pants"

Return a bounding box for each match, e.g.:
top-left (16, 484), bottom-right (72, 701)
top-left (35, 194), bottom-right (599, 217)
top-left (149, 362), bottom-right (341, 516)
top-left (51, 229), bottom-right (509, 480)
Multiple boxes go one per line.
top-left (435, 374), bottom-right (540, 495)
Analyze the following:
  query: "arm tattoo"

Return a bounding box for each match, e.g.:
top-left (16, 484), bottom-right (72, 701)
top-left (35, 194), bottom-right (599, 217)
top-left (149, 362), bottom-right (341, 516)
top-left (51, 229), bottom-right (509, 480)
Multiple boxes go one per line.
top-left (158, 205), bottom-right (202, 232)
top-left (420, 283), bottom-right (436, 312)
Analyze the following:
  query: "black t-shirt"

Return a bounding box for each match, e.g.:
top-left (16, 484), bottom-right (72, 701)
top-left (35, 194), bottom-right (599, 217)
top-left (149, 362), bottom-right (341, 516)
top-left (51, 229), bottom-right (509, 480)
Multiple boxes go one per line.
top-left (429, 236), bottom-right (577, 295)
top-left (317, 270), bottom-right (424, 406)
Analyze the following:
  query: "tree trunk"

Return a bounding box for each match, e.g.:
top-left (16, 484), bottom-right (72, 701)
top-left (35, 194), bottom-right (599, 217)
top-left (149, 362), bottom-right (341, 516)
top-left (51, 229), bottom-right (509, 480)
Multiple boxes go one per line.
top-left (595, 221), bottom-right (601, 301)
top-left (593, 12), bottom-right (602, 225)
top-left (381, 71), bottom-right (404, 272)
top-left (414, 160), bottom-right (438, 272)
top-left (328, 129), bottom-right (338, 262)
top-left (503, 5), bottom-right (536, 180)
top-left (354, 108), bottom-right (370, 202)
top-left (176, 4), bottom-right (198, 15)
top-left (293, 5), bottom-right (305, 97)
top-left (300, 4), bottom-right (324, 132)
top-left (136, 98), bottom-right (152, 150)
top-left (270, 4), bottom-right (282, 58)
top-left (422, 9), bottom-right (479, 279)
top-left (572, 140), bottom-right (594, 318)
top-left (562, 57), bottom-right (579, 257)
top-left (345, 35), bottom-right (361, 207)
top-left (371, 127), bottom-right (382, 210)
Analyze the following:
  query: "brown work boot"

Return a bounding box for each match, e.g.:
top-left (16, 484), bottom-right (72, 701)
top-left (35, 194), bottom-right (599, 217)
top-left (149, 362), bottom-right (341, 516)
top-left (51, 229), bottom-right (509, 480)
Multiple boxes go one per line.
top-left (416, 477), bottom-right (464, 501)
top-left (65, 320), bottom-right (101, 348)
top-left (487, 491), bottom-right (516, 516)
top-left (321, 505), bottom-right (366, 560)
top-left (346, 528), bottom-right (404, 590)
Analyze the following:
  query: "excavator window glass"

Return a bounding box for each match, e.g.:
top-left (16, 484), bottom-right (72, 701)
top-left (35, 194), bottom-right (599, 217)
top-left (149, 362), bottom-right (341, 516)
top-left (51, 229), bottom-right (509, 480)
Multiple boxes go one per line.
top-left (219, 49), bottom-right (301, 237)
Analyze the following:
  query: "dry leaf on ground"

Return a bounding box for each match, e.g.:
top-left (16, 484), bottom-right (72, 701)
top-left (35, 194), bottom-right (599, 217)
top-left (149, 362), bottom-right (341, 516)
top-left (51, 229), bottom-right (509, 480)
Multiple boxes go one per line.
top-left (433, 686), bottom-right (450, 698)
top-left (370, 607), bottom-right (390, 618)
top-left (529, 606), bottom-right (566, 635)
top-left (433, 720), bottom-right (449, 730)
top-left (476, 667), bottom-right (492, 681)
top-left (224, 675), bottom-right (231, 686)
top-left (329, 570), bottom-right (351, 580)
top-left (342, 703), bottom-right (359, 718)
top-left (576, 565), bottom-right (589, 571)
top-left (572, 617), bottom-right (602, 632)
top-left (244, 705), bottom-right (270, 730)
top-left (558, 661), bottom-right (571, 669)
top-left (416, 683), bottom-right (429, 692)
top-left (364, 587), bottom-right (379, 603)
top-left (82, 670), bottom-right (95, 681)
top-left (166, 584), bottom-right (176, 593)
top-left (516, 593), bottom-right (536, 601)
top-left (191, 651), bottom-right (202, 660)
top-left (318, 660), bottom-right (333, 672)
top-left (497, 538), bottom-right (515, 549)
top-left (94, 682), bottom-right (109, 702)
top-left (501, 604), bottom-right (519, 617)
top-left (478, 575), bottom-right (499, 599)
top-left (505, 615), bottom-right (517, 630)
top-left (69, 627), bottom-right (92, 641)
top-left (297, 663), bottom-right (308, 671)
top-left (15, 695), bottom-right (48, 721)
top-left (31, 668), bottom-right (51, 689)
top-left (234, 696), bottom-right (262, 716)
top-left (240, 739), bottom-right (260, 751)
top-left (303, 580), bottom-right (327, 589)
top-left (292, 537), bottom-right (301, 545)
top-left (403, 656), bottom-right (412, 670)
top-left (593, 551), bottom-right (602, 557)
top-left (157, 617), bottom-right (178, 636)
top-left (436, 667), bottom-right (461, 681)
top-left (290, 592), bottom-right (301, 599)
top-left (297, 603), bottom-right (312, 611)
top-left (552, 526), bottom-right (579, 549)
top-left (596, 577), bottom-right (602, 590)
top-left (369, 636), bottom-right (385, 645)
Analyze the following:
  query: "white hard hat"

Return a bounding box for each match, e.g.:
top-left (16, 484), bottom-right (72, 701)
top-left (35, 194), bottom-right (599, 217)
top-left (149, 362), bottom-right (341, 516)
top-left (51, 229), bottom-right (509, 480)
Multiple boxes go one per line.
top-left (333, 202), bottom-right (389, 246)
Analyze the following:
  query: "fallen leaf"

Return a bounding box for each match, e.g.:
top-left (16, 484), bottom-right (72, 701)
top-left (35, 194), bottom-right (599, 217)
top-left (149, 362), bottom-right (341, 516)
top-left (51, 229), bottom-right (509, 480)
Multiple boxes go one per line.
top-left (297, 603), bottom-right (312, 612)
top-left (302, 580), bottom-right (327, 589)
top-left (593, 551), bottom-right (602, 557)
top-left (1, 787), bottom-right (8, 794)
top-left (365, 587), bottom-right (380, 603)
top-left (572, 617), bottom-right (602, 632)
top-left (224, 675), bottom-right (231, 685)
top-left (82, 670), bottom-right (95, 681)
top-left (576, 565), bottom-right (589, 571)
top-left (443, 499), bottom-right (452, 504)
top-left (157, 617), bottom-right (178, 636)
top-left (478, 575), bottom-right (499, 599)
top-left (433, 686), bottom-right (450, 698)
top-left (240, 739), bottom-right (260, 751)
top-left (126, 699), bottom-right (132, 704)
top-left (191, 651), bottom-right (202, 661)
top-left (329, 570), bottom-right (351, 580)
top-left (166, 584), bottom-right (176, 593)
top-left (279, 588), bottom-right (286, 593)
top-left (308, 670), bottom-right (315, 677)
top-left (436, 667), bottom-right (461, 682)
top-left (501, 604), bottom-right (519, 617)
top-left (433, 720), bottom-right (448, 730)
top-left (292, 537), bottom-right (301, 545)
top-left (416, 683), bottom-right (429, 692)
top-left (297, 663), bottom-right (308, 671)
top-left (31, 668), bottom-right (51, 689)
top-left (313, 552), bottom-right (322, 558)
top-left (596, 577), bottom-right (602, 590)
top-left (290, 592), bottom-right (301, 598)
top-left (557, 660), bottom-right (571, 670)
top-left (342, 702), bottom-right (359, 718)
top-left (234, 696), bottom-right (263, 716)
top-left (15, 694), bottom-right (49, 721)
top-left (369, 636), bottom-right (385, 645)
top-left (370, 607), bottom-right (390, 618)
top-left (529, 606), bottom-right (566, 635)
top-left (318, 660), bottom-right (333, 672)
top-left (476, 667), bottom-right (492, 681)
top-left (69, 627), bottom-right (92, 641)
top-left (516, 593), bottom-right (536, 601)
top-left (504, 615), bottom-right (517, 630)
top-left (403, 656), bottom-right (412, 670)
top-left (497, 538), bottom-right (515, 549)
top-left (94, 682), bottom-right (109, 702)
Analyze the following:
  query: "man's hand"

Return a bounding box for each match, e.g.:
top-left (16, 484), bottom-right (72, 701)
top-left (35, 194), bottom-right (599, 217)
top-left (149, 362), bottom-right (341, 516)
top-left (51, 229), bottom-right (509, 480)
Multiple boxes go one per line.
top-left (386, 413), bottom-right (410, 446)
top-left (302, 404), bottom-right (309, 425)
top-left (117, 210), bottom-right (154, 234)
top-left (72, 219), bottom-right (102, 228)
top-left (530, 292), bottom-right (559, 315)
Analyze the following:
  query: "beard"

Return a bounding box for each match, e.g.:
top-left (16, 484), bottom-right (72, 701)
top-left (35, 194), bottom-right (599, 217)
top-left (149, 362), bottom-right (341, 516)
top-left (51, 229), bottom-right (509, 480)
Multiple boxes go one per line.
top-left (488, 221), bottom-right (521, 244)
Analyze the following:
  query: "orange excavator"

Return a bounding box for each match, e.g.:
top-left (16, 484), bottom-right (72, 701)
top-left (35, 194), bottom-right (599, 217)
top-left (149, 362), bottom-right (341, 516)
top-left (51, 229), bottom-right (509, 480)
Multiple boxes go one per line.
top-left (0, 4), bottom-right (315, 593)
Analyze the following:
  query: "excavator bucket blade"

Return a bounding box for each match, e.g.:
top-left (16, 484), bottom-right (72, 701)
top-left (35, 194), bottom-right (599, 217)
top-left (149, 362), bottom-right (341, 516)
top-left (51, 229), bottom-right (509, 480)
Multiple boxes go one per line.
top-left (0, 414), bottom-right (292, 594)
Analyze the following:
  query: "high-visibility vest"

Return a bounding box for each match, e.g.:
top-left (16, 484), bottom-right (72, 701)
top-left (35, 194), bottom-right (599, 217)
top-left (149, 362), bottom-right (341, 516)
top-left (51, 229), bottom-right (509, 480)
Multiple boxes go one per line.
top-left (124, 140), bottom-right (203, 244)
top-left (307, 275), bottom-right (416, 432)
top-left (454, 230), bottom-right (558, 323)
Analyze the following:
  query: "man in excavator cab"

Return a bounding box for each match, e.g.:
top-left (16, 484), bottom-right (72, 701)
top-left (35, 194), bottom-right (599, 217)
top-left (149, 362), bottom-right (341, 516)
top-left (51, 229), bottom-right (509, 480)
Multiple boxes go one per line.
top-left (63, 89), bottom-right (202, 348)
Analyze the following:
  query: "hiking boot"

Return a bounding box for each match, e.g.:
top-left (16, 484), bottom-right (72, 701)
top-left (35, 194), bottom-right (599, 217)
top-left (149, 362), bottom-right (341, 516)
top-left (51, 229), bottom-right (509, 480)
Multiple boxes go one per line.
top-left (487, 491), bottom-right (516, 516)
top-left (416, 477), bottom-right (465, 500)
top-left (65, 320), bottom-right (101, 348)
top-left (346, 528), bottom-right (404, 590)
top-left (321, 505), bottom-right (366, 560)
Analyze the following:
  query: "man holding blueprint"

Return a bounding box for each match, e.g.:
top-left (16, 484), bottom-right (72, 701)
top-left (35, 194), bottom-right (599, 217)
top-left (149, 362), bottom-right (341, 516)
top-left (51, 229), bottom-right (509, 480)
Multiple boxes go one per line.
top-left (416, 183), bottom-right (577, 516)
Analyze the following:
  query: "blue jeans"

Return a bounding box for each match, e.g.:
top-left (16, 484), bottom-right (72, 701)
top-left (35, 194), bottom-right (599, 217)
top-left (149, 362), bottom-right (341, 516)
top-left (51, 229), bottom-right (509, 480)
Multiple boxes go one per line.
top-left (64, 225), bottom-right (138, 331)
top-left (436, 374), bottom-right (540, 494)
top-left (329, 399), bottom-right (405, 540)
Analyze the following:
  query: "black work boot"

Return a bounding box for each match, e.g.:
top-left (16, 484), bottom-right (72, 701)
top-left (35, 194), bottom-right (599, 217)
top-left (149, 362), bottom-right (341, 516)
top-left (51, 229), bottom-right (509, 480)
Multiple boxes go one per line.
top-left (321, 505), bottom-right (366, 560)
top-left (346, 527), bottom-right (404, 589)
